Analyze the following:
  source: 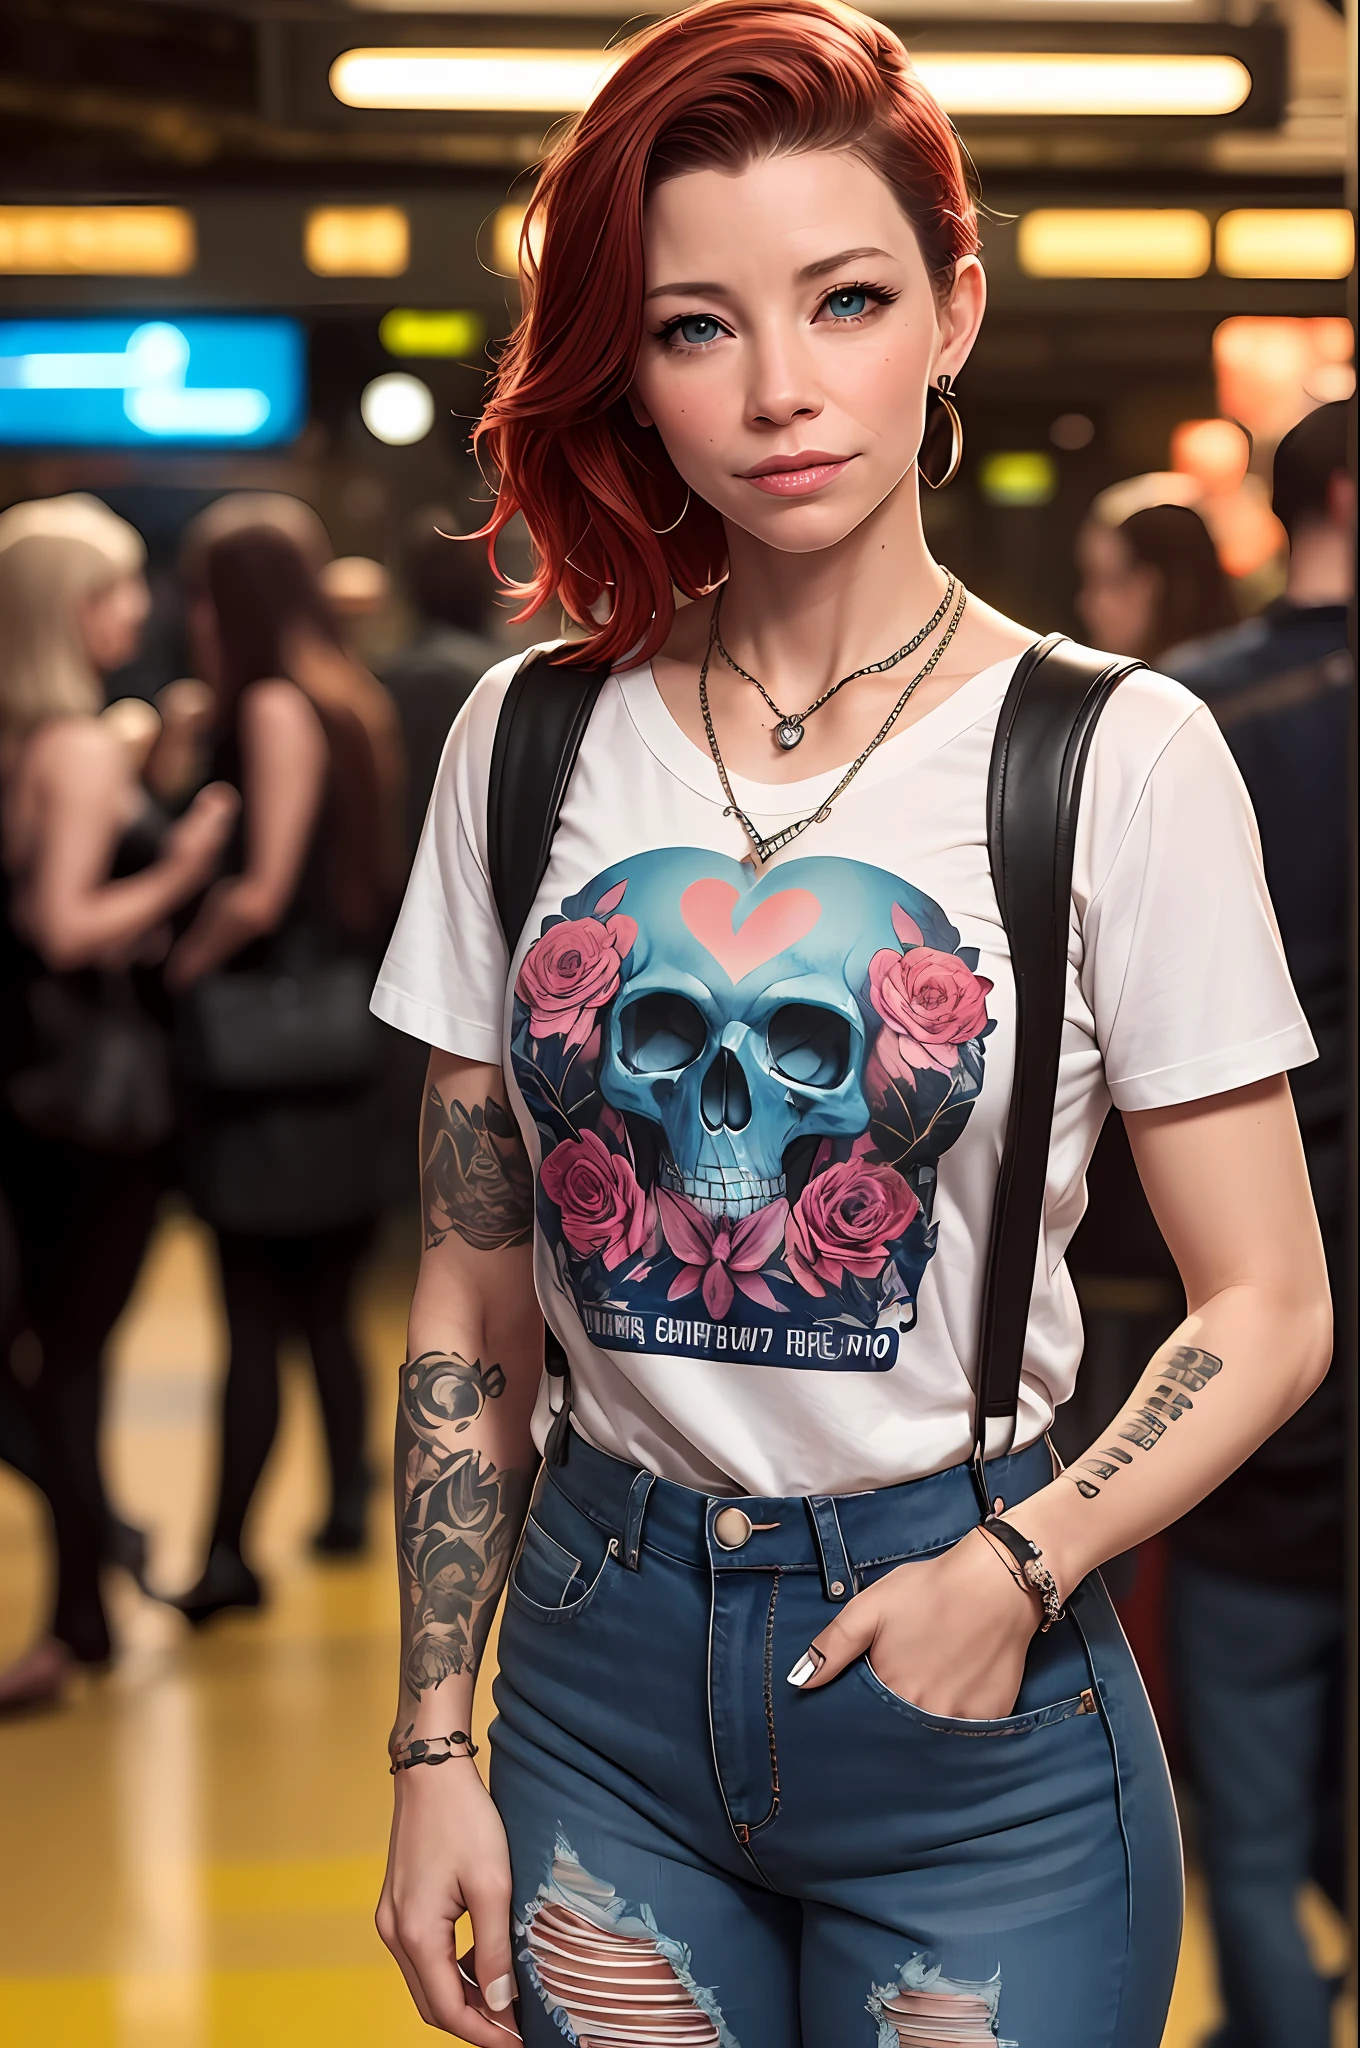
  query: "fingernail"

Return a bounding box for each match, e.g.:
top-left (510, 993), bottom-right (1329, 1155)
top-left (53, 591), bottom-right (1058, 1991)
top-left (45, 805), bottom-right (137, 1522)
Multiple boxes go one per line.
top-left (786, 1646), bottom-right (825, 1688)
top-left (486, 1975), bottom-right (516, 2012)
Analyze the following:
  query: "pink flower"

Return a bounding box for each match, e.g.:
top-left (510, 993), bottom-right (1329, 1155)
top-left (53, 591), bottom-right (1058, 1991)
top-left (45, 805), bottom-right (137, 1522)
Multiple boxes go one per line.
top-left (540, 1131), bottom-right (651, 1272)
top-left (867, 944), bottom-right (992, 1084)
top-left (784, 1158), bottom-right (920, 1296)
top-left (657, 1189), bottom-right (789, 1321)
top-left (516, 912), bottom-right (638, 1051)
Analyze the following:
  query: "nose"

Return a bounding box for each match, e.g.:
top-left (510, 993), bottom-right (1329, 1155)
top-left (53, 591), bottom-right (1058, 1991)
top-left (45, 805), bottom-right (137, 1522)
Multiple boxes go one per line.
top-left (700, 1046), bottom-right (751, 1133)
top-left (746, 324), bottom-right (822, 431)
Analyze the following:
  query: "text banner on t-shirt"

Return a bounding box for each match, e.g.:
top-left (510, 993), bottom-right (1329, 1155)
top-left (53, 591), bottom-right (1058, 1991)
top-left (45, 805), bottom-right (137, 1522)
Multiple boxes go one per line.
top-left (581, 1304), bottom-right (900, 1371)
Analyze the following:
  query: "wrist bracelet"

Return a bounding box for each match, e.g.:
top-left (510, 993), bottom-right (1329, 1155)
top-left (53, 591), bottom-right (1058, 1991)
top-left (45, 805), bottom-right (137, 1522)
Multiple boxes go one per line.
top-left (390, 1731), bottom-right (479, 1774)
top-left (981, 1515), bottom-right (1065, 1633)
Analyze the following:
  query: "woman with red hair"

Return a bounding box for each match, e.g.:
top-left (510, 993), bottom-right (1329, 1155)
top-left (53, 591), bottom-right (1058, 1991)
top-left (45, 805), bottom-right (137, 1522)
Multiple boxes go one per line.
top-left (371, 5), bottom-right (1328, 2042)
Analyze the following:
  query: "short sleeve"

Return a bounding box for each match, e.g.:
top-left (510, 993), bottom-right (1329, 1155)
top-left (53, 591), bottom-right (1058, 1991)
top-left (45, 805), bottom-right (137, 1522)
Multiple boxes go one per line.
top-left (1080, 692), bottom-right (1316, 1113)
top-left (370, 655), bottom-right (520, 1062)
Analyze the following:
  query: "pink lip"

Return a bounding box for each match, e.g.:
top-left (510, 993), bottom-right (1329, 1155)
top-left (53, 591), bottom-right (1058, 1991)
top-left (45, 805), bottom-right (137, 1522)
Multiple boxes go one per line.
top-left (741, 452), bottom-right (855, 497)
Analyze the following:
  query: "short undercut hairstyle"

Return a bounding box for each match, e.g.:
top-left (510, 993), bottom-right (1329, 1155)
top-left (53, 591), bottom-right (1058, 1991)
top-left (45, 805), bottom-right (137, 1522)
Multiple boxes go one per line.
top-left (1272, 401), bottom-right (1350, 542)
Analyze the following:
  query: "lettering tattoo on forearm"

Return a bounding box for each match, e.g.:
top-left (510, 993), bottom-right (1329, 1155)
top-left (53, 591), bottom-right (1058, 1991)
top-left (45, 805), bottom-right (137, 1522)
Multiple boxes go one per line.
top-left (421, 1083), bottom-right (533, 1253)
top-left (395, 1350), bottom-right (530, 1701)
top-left (1071, 1345), bottom-right (1224, 1500)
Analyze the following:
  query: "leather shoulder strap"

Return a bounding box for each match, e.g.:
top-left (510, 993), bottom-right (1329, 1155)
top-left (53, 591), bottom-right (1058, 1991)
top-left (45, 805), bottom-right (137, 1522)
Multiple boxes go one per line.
top-left (973, 633), bottom-right (1145, 1504)
top-left (486, 647), bottom-right (610, 953)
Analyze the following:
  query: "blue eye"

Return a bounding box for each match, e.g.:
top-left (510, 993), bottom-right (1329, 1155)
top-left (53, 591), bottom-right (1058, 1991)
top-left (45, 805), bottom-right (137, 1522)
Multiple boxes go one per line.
top-left (826, 288), bottom-right (869, 319)
top-left (673, 314), bottom-right (722, 346)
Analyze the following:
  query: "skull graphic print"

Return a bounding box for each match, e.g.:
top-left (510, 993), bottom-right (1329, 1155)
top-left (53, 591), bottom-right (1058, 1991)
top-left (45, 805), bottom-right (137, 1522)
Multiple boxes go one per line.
top-left (512, 850), bottom-right (994, 1372)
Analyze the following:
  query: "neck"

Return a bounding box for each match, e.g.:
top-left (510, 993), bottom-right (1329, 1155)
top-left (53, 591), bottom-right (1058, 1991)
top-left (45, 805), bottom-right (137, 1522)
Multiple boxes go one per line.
top-left (716, 472), bottom-right (948, 693)
top-left (1284, 522), bottom-right (1353, 607)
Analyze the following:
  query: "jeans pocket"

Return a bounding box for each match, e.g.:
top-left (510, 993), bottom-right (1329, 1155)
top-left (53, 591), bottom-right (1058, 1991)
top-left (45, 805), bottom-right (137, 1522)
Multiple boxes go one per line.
top-left (857, 1652), bottom-right (1099, 1736)
top-left (507, 1485), bottom-right (618, 1624)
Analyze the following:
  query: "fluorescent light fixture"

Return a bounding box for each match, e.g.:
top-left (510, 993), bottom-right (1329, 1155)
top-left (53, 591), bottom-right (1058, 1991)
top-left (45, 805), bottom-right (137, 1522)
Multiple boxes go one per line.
top-left (1215, 209), bottom-right (1355, 281)
top-left (331, 46), bottom-right (1250, 117)
top-left (379, 308), bottom-right (484, 358)
top-left (361, 371), bottom-right (435, 445)
top-left (1019, 209), bottom-right (1211, 278)
top-left (979, 452), bottom-right (1058, 506)
top-left (305, 206), bottom-right (410, 278)
top-left (0, 206), bottom-right (195, 277)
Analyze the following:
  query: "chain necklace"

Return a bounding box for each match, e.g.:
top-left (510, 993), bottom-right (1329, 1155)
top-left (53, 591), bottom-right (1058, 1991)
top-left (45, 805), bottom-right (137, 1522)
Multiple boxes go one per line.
top-left (698, 577), bottom-right (968, 865)
top-left (715, 573), bottom-right (957, 751)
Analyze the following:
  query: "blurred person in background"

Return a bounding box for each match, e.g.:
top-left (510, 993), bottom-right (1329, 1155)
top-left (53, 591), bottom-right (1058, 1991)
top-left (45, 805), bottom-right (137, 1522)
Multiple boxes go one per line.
top-left (166, 525), bottom-right (403, 1623)
top-left (1074, 500), bottom-right (1236, 668)
top-left (0, 503), bottom-right (235, 1711)
top-left (1158, 401), bottom-right (1353, 2048)
top-left (383, 510), bottom-right (497, 862)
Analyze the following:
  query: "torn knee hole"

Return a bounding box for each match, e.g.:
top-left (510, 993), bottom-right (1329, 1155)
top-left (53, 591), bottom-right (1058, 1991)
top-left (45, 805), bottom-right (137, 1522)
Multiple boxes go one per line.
top-left (868, 1956), bottom-right (1014, 2047)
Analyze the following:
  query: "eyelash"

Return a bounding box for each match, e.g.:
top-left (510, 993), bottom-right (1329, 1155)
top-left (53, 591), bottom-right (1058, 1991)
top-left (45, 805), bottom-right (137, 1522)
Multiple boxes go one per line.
top-left (653, 279), bottom-right (900, 353)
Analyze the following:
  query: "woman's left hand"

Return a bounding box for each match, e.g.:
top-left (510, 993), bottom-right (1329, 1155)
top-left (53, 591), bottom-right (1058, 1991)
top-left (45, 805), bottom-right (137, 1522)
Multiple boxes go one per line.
top-left (786, 1527), bottom-right (1042, 1720)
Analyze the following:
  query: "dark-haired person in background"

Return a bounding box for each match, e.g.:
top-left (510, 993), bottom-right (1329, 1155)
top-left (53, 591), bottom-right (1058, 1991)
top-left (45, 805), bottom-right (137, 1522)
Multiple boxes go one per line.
top-left (1156, 400), bottom-right (1353, 2048)
top-left (166, 525), bottom-right (403, 1621)
top-left (1075, 500), bottom-right (1237, 667)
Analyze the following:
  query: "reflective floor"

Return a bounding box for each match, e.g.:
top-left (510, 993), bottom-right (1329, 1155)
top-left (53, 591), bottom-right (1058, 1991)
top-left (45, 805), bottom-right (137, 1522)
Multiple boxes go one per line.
top-left (0, 1213), bottom-right (1349, 2047)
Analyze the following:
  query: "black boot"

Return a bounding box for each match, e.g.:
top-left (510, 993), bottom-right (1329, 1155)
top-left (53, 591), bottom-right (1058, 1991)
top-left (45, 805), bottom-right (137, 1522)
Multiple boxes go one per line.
top-left (166, 1543), bottom-right (263, 1626)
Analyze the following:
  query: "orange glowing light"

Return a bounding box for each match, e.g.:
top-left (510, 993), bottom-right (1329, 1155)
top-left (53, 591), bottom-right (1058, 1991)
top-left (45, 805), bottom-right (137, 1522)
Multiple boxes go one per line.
top-left (1214, 317), bottom-right (1355, 444)
top-left (1170, 418), bottom-right (1251, 494)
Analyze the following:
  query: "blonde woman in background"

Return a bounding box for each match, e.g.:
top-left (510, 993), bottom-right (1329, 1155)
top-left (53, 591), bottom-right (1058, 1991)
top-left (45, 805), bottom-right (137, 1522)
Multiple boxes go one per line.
top-left (0, 499), bottom-right (235, 1713)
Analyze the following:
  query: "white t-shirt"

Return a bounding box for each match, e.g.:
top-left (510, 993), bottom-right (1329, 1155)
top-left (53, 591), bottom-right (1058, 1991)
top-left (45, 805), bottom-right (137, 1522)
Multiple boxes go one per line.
top-left (373, 647), bottom-right (1314, 1497)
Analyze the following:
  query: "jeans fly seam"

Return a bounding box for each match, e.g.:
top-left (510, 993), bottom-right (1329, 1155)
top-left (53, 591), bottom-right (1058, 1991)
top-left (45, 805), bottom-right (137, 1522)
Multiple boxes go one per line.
top-left (754, 1570), bottom-right (782, 1828)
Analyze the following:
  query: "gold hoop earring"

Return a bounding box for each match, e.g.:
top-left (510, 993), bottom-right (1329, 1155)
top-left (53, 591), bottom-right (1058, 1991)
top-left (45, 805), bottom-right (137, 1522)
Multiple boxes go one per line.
top-left (649, 483), bottom-right (690, 535)
top-left (920, 375), bottom-right (963, 491)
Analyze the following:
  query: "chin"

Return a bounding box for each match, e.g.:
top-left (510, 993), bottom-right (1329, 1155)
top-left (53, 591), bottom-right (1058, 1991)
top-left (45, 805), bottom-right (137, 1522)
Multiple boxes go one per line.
top-left (722, 500), bottom-right (881, 556)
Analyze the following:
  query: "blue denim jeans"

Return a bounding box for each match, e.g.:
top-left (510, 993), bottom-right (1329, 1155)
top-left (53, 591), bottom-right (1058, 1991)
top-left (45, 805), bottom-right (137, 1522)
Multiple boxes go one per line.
top-left (491, 1429), bottom-right (1183, 2048)
top-left (1168, 1559), bottom-right (1345, 2048)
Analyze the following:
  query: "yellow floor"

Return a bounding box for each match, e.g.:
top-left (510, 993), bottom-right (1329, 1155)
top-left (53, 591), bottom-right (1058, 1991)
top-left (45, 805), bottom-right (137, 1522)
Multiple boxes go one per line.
top-left (0, 1212), bottom-right (1350, 2047)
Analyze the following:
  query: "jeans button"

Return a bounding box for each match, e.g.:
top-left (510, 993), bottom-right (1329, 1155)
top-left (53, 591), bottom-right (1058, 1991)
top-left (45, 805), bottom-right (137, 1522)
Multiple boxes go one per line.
top-left (713, 1507), bottom-right (753, 1550)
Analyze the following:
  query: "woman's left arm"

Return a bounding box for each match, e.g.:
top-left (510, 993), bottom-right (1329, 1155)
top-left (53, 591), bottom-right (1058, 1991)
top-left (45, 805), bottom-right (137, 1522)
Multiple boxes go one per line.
top-left (791, 1073), bottom-right (1331, 1717)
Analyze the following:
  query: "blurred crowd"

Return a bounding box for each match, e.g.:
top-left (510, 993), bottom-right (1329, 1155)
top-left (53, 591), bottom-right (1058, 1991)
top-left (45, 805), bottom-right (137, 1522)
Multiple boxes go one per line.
top-left (0, 402), bottom-right (1352, 2048)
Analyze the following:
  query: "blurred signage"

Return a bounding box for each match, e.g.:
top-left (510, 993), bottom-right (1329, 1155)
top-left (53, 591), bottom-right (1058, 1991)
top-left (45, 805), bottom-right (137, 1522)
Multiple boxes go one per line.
top-left (379, 308), bottom-right (484, 358)
top-left (0, 317), bottom-right (306, 447)
top-left (305, 206), bottom-right (409, 278)
top-left (0, 206), bottom-right (196, 277)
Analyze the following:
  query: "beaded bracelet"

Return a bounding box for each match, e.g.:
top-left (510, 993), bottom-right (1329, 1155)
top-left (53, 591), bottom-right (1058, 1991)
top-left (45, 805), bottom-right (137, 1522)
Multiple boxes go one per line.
top-left (390, 1731), bottom-right (479, 1774)
top-left (981, 1515), bottom-right (1066, 1633)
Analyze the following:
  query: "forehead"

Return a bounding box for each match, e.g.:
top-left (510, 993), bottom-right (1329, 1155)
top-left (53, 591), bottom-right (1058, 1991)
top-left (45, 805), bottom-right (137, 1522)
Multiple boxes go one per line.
top-left (642, 149), bottom-right (917, 283)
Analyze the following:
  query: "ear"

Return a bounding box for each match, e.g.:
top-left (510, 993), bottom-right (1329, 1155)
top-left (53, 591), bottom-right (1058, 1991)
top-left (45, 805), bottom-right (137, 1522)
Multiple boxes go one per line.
top-left (933, 256), bottom-right (987, 386)
top-left (625, 385), bottom-right (656, 430)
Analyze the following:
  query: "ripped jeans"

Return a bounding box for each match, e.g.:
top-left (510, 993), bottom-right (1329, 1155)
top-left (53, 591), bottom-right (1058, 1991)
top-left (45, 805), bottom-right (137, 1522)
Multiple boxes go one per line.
top-left (490, 1428), bottom-right (1183, 2048)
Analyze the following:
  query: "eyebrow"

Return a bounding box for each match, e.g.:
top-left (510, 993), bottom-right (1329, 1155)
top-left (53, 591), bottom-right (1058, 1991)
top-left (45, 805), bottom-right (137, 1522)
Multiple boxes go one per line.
top-left (645, 246), bottom-right (898, 301)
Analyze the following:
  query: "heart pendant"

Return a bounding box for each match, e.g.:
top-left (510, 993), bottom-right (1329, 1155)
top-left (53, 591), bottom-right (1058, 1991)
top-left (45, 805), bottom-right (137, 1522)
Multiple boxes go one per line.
top-left (776, 720), bottom-right (804, 750)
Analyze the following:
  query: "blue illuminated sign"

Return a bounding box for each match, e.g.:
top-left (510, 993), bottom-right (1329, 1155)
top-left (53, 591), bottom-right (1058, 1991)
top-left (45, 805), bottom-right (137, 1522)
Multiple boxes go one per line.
top-left (0, 317), bottom-right (306, 447)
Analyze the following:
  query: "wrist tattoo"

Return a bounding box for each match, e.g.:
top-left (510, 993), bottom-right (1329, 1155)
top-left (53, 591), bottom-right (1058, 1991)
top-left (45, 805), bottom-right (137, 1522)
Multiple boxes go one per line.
top-left (396, 1350), bottom-right (528, 1696)
top-left (1072, 1344), bottom-right (1223, 1501)
top-left (422, 1084), bottom-right (533, 1253)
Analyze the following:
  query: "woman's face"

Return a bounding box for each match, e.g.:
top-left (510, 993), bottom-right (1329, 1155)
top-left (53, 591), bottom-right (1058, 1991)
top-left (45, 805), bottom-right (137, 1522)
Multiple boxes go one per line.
top-left (629, 149), bottom-right (983, 555)
top-left (1074, 522), bottom-right (1162, 659)
top-left (79, 572), bottom-right (151, 673)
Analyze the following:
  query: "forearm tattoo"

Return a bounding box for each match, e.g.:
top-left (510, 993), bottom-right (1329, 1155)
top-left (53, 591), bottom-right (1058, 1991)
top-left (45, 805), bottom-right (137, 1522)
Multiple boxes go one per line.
top-left (395, 1350), bottom-right (530, 1699)
top-left (1071, 1344), bottom-right (1224, 1501)
top-left (421, 1083), bottom-right (533, 1253)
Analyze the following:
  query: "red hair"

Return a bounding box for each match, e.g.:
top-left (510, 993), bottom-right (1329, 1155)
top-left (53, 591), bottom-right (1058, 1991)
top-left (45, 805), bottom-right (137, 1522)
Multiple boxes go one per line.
top-left (475, 0), bottom-right (979, 670)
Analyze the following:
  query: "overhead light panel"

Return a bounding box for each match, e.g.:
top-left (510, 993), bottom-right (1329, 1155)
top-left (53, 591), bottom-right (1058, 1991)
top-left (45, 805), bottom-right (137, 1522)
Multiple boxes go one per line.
top-left (0, 206), bottom-right (195, 277)
top-left (305, 206), bottom-right (409, 278)
top-left (1019, 209), bottom-right (1211, 279)
top-left (1215, 210), bottom-right (1355, 280)
top-left (329, 47), bottom-right (1251, 118)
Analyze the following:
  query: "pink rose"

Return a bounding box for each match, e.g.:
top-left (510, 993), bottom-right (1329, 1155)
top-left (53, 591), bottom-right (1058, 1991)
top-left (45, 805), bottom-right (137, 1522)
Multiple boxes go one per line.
top-left (785, 1158), bottom-right (920, 1296)
top-left (867, 944), bottom-right (992, 1083)
top-left (540, 1130), bottom-right (651, 1271)
top-left (657, 1190), bottom-right (789, 1321)
top-left (516, 913), bottom-right (638, 1051)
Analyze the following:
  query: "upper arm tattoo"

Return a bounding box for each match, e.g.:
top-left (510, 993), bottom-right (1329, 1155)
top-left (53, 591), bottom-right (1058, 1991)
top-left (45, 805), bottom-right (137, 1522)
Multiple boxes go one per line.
top-left (396, 1350), bottom-right (530, 1699)
top-left (421, 1082), bottom-right (533, 1252)
top-left (1071, 1344), bottom-right (1223, 1500)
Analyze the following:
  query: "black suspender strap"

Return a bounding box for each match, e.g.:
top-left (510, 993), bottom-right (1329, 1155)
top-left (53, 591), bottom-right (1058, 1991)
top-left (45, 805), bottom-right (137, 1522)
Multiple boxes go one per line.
top-left (972, 633), bottom-right (1145, 1513)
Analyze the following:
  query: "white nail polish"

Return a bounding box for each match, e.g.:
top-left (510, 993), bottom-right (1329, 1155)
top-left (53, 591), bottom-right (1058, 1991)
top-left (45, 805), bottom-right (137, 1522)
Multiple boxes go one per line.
top-left (486, 1974), bottom-right (516, 2011)
top-left (787, 1652), bottom-right (818, 1687)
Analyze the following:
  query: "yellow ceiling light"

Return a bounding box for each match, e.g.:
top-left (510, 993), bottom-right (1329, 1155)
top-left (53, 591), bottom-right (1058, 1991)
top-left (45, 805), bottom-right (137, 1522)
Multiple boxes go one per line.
top-left (1018, 210), bottom-right (1211, 279)
top-left (1215, 210), bottom-right (1355, 281)
top-left (305, 206), bottom-right (410, 278)
top-left (330, 47), bottom-right (1250, 119)
top-left (0, 206), bottom-right (195, 276)
top-left (330, 48), bottom-right (617, 112)
top-left (978, 452), bottom-right (1058, 507)
top-left (379, 308), bottom-right (484, 357)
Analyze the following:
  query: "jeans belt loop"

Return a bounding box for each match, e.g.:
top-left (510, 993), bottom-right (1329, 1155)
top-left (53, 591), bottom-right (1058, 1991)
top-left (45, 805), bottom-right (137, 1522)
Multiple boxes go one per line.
top-left (805, 1496), bottom-right (854, 1602)
top-left (620, 1469), bottom-right (656, 1571)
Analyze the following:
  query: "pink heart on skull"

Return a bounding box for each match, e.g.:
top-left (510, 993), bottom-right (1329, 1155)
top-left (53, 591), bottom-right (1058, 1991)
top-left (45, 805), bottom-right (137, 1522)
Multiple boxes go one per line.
top-left (679, 878), bottom-right (821, 983)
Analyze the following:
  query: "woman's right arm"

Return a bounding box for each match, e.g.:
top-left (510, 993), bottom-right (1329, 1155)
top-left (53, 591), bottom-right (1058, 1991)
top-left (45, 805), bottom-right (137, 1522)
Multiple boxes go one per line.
top-left (377, 1048), bottom-right (543, 2043)
top-left (13, 719), bottom-right (237, 972)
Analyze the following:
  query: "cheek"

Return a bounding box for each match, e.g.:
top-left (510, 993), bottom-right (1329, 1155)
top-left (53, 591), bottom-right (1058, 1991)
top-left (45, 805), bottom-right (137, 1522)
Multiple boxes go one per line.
top-left (826, 334), bottom-right (930, 441)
